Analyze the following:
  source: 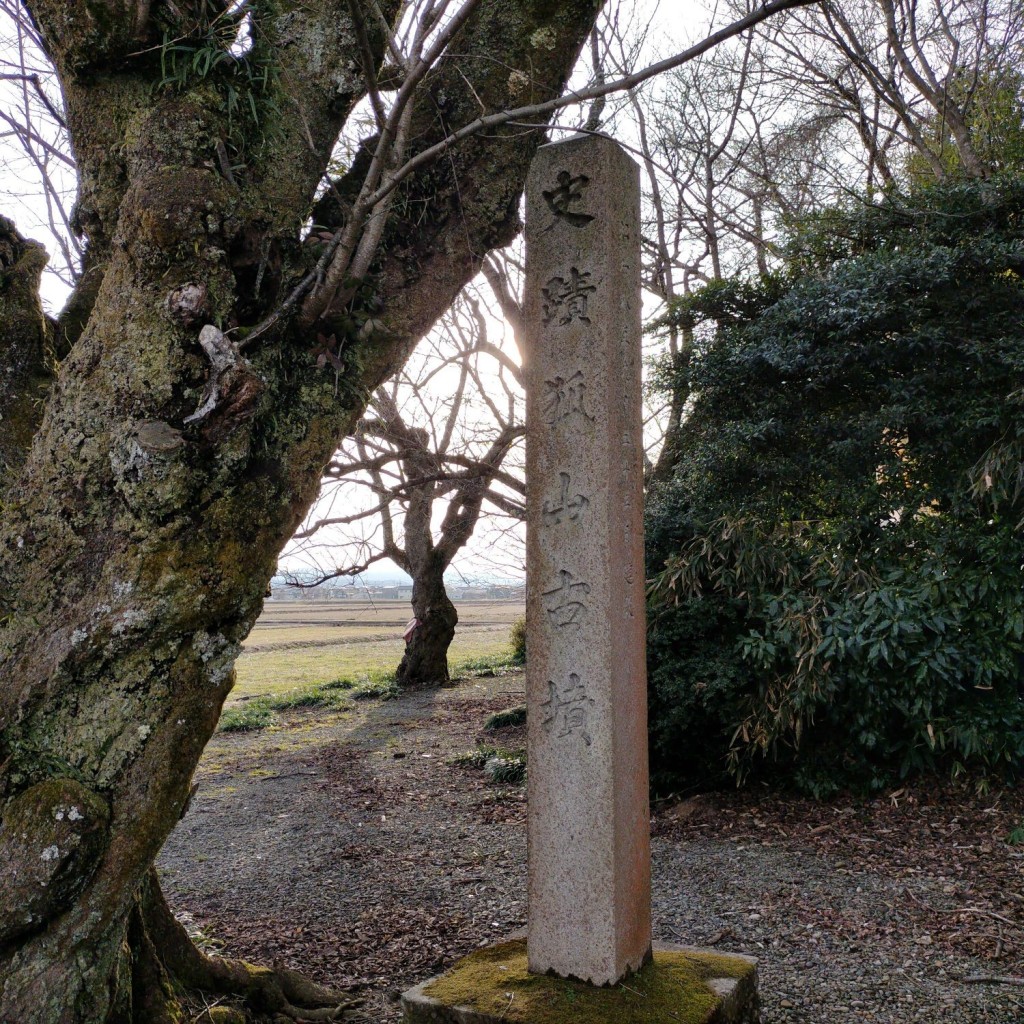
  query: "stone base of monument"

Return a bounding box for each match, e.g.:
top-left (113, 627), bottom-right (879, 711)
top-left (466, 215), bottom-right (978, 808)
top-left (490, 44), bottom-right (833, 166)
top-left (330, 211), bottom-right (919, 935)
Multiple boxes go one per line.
top-left (400, 939), bottom-right (759, 1024)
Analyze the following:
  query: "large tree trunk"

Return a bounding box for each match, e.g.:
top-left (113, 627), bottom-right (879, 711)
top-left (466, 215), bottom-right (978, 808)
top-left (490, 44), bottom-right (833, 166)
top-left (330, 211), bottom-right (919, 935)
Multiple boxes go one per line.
top-left (397, 555), bottom-right (459, 689)
top-left (0, 2), bottom-right (599, 1020)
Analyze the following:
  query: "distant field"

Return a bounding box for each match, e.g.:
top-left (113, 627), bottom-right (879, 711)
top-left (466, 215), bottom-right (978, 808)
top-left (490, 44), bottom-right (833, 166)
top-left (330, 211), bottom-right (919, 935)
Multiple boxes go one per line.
top-left (232, 600), bottom-right (523, 699)
top-left (250, 600), bottom-right (521, 632)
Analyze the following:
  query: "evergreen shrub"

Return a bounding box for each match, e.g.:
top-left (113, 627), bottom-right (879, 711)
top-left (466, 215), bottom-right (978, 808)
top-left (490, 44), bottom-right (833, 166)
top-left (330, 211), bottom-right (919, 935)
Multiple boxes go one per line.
top-left (646, 177), bottom-right (1024, 794)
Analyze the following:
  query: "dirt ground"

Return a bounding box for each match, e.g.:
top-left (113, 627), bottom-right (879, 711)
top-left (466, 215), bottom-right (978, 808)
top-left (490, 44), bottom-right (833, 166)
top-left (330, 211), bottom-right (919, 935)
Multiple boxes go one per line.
top-left (160, 672), bottom-right (1024, 1023)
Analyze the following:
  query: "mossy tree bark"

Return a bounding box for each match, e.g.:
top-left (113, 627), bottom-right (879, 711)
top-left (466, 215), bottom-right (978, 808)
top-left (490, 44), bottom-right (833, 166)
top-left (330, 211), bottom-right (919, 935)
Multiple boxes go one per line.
top-left (0, 215), bottom-right (53, 480)
top-left (0, 2), bottom-right (599, 1020)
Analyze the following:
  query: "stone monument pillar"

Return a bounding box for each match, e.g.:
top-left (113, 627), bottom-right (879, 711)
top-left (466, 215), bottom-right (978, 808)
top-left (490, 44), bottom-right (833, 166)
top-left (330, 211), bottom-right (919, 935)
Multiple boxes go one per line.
top-left (401, 132), bottom-right (760, 1024)
top-left (523, 133), bottom-right (651, 986)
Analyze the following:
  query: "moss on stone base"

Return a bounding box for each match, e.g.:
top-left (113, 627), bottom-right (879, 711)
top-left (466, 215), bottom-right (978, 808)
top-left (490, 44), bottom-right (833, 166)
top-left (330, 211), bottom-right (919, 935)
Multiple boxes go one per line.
top-left (423, 940), bottom-right (753, 1024)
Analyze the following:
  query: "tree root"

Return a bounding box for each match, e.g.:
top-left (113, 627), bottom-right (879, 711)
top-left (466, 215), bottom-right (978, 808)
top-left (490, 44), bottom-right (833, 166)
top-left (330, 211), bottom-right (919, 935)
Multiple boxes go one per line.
top-left (130, 869), bottom-right (363, 1023)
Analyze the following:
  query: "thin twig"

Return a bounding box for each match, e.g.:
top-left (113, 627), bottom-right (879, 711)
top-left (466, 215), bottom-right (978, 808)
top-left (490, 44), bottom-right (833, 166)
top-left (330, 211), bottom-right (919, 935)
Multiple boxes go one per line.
top-left (29, 72), bottom-right (66, 129)
top-left (904, 889), bottom-right (1023, 931)
top-left (962, 975), bottom-right (1024, 987)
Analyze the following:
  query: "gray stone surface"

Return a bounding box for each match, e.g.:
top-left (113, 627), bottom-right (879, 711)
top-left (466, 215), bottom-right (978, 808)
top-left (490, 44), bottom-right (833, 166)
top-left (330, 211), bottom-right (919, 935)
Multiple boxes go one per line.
top-left (523, 134), bottom-right (650, 986)
top-left (400, 942), bottom-right (761, 1024)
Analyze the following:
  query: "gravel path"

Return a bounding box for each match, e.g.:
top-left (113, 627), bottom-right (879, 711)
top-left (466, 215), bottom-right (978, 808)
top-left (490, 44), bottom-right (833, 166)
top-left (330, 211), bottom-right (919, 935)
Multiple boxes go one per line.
top-left (652, 839), bottom-right (1020, 1023)
top-left (160, 674), bottom-right (1023, 1023)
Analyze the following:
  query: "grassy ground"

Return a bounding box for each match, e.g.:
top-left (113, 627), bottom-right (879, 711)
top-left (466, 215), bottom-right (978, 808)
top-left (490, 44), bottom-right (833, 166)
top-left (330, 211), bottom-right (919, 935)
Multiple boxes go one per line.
top-left (232, 599), bottom-right (523, 701)
top-left (222, 650), bottom-right (523, 733)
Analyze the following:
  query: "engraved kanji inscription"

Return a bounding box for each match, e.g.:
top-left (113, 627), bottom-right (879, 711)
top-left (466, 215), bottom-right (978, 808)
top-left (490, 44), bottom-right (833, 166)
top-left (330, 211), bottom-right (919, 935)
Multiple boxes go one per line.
top-left (540, 673), bottom-right (596, 745)
top-left (542, 472), bottom-right (591, 527)
top-left (542, 370), bottom-right (594, 426)
top-left (542, 267), bottom-right (596, 325)
top-left (542, 569), bottom-right (591, 629)
top-left (542, 170), bottom-right (596, 230)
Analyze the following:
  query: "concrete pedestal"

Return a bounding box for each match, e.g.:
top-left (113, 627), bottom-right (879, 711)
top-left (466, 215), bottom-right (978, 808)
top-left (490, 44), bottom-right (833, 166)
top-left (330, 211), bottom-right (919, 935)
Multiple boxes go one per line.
top-left (401, 940), bottom-right (760, 1024)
